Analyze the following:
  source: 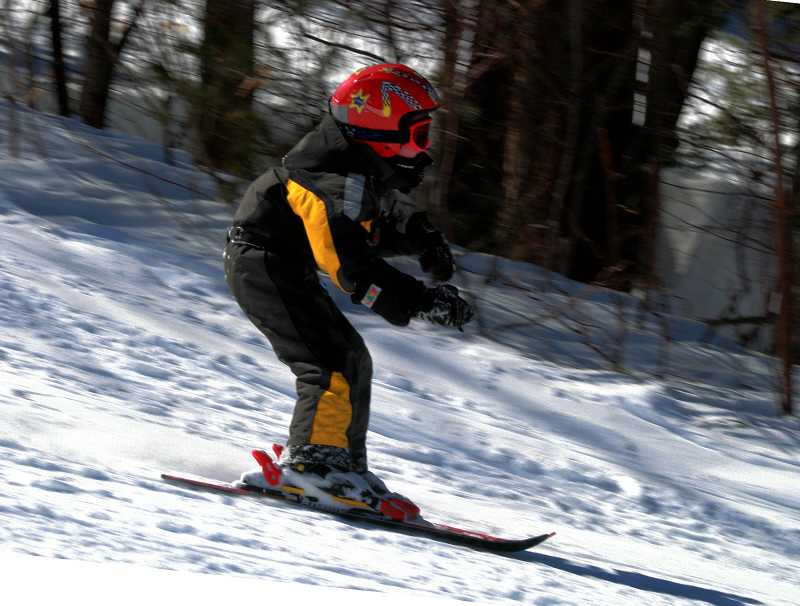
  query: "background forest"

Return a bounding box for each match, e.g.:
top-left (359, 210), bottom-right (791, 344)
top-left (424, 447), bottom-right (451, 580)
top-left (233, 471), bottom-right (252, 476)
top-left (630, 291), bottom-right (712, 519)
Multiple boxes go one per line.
top-left (1, 0), bottom-right (799, 411)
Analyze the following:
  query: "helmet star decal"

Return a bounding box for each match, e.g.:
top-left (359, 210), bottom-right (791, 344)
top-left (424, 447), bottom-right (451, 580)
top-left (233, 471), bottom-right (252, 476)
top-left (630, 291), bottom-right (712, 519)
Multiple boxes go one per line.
top-left (349, 89), bottom-right (370, 114)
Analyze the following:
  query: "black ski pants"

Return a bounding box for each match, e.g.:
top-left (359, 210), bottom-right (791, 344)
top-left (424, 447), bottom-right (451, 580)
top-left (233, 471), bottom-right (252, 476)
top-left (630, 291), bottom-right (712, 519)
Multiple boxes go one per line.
top-left (224, 241), bottom-right (372, 469)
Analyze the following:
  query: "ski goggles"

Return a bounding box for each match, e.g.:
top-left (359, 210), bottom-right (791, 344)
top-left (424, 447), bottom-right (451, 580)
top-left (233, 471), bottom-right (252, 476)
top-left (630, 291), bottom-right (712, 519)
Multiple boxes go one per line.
top-left (337, 111), bottom-right (434, 159)
top-left (397, 117), bottom-right (432, 158)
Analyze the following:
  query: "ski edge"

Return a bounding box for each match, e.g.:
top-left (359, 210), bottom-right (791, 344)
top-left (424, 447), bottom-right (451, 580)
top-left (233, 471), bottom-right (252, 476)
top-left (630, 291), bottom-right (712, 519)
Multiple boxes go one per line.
top-left (160, 472), bottom-right (554, 553)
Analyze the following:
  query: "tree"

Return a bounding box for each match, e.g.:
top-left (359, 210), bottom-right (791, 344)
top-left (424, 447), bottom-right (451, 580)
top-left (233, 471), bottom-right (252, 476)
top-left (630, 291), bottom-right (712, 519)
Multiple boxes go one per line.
top-left (79, 0), bottom-right (145, 128)
top-left (754, 0), bottom-right (794, 414)
top-left (196, 0), bottom-right (258, 177)
top-left (446, 0), bottom-right (727, 286)
top-left (430, 0), bottom-right (464, 238)
top-left (48, 0), bottom-right (70, 116)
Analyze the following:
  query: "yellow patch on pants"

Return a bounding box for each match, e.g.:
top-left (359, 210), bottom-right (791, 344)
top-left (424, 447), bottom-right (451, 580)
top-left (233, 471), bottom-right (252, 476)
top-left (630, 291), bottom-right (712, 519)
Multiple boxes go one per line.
top-left (309, 372), bottom-right (352, 448)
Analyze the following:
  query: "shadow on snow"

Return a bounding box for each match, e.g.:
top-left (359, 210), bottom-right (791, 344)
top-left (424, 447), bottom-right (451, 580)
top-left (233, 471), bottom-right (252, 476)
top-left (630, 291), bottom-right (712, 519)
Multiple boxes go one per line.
top-left (516, 552), bottom-right (763, 606)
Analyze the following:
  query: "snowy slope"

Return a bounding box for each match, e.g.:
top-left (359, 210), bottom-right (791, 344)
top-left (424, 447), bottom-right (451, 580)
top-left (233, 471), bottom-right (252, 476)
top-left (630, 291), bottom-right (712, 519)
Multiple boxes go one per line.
top-left (1, 102), bottom-right (799, 606)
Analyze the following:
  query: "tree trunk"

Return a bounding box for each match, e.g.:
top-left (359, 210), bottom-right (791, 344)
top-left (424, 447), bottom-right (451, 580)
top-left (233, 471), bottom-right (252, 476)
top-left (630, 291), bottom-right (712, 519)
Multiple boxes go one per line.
top-left (644, 0), bottom-right (711, 159)
top-left (545, 0), bottom-right (582, 273)
top-left (754, 0), bottom-right (793, 415)
top-left (446, 0), bottom-right (515, 248)
top-left (198, 0), bottom-right (256, 176)
top-left (431, 0), bottom-right (464, 240)
top-left (493, 2), bottom-right (533, 255)
top-left (632, 0), bottom-right (719, 286)
top-left (568, 0), bottom-right (719, 284)
top-left (563, 0), bottom-right (637, 283)
top-left (79, 0), bottom-right (115, 128)
top-left (48, 0), bottom-right (70, 116)
top-left (792, 111), bottom-right (800, 391)
top-left (78, 0), bottom-right (144, 129)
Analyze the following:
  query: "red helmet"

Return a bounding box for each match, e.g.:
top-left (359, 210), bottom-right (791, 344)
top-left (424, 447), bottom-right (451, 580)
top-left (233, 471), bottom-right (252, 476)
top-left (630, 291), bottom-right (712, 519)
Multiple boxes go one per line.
top-left (330, 63), bottom-right (440, 159)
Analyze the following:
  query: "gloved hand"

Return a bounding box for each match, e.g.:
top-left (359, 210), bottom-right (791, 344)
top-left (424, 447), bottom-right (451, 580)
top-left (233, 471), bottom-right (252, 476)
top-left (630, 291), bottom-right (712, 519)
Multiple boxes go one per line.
top-left (419, 240), bottom-right (455, 282)
top-left (416, 284), bottom-right (473, 330)
top-left (404, 212), bottom-right (455, 281)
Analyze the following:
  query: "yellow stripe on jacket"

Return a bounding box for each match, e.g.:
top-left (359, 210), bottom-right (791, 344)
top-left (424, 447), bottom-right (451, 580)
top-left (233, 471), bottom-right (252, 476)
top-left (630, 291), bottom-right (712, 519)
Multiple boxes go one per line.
top-left (285, 179), bottom-right (349, 292)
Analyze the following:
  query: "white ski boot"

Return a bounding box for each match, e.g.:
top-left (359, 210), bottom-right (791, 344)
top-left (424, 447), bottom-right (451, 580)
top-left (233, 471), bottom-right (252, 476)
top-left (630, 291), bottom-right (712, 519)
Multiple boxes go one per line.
top-left (238, 445), bottom-right (419, 521)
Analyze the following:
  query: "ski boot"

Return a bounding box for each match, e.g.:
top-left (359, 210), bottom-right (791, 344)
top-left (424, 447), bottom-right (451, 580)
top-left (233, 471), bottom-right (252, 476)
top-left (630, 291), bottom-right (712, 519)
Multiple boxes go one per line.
top-left (238, 445), bottom-right (420, 522)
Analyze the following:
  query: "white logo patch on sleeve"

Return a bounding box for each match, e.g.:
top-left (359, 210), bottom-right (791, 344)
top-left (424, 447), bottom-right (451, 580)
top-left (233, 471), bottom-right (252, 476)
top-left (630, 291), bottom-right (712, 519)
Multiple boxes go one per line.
top-left (361, 284), bottom-right (382, 308)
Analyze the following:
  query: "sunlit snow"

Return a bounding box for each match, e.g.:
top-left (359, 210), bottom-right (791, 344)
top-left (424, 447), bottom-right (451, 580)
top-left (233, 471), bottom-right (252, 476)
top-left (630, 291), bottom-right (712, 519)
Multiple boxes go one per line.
top-left (1, 101), bottom-right (799, 606)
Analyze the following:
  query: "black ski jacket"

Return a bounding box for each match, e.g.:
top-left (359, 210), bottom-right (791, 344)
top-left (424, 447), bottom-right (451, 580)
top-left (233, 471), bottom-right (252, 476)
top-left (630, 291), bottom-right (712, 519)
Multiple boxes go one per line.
top-left (232, 115), bottom-right (439, 326)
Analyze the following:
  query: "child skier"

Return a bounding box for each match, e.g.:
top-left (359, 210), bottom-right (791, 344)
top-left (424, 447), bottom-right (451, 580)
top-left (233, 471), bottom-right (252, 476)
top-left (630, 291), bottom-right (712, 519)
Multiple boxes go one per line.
top-left (223, 63), bottom-right (472, 519)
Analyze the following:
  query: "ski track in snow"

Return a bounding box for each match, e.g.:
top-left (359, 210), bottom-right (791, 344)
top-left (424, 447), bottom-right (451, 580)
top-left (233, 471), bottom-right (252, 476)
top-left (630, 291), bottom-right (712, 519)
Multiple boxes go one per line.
top-left (1, 102), bottom-right (800, 605)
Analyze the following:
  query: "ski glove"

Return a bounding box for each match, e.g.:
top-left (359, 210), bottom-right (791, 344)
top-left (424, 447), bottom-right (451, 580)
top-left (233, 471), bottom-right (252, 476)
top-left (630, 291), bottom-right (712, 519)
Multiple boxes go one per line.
top-left (351, 259), bottom-right (428, 327)
top-left (419, 239), bottom-right (455, 282)
top-left (405, 213), bottom-right (455, 282)
top-left (416, 284), bottom-right (474, 330)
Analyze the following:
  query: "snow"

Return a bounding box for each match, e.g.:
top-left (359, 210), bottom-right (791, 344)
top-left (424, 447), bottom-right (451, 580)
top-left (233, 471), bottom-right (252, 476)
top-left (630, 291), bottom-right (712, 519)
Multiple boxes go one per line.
top-left (2, 101), bottom-right (800, 606)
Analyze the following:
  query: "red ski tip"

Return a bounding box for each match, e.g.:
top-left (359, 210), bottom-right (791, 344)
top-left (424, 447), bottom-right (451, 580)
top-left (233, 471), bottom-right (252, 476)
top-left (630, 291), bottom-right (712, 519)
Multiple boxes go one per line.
top-left (380, 497), bottom-right (421, 522)
top-left (251, 449), bottom-right (282, 487)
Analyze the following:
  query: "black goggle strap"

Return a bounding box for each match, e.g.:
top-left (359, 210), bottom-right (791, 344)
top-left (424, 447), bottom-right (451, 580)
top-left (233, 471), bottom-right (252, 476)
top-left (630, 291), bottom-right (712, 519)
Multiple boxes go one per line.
top-left (332, 109), bottom-right (432, 144)
top-left (337, 122), bottom-right (409, 143)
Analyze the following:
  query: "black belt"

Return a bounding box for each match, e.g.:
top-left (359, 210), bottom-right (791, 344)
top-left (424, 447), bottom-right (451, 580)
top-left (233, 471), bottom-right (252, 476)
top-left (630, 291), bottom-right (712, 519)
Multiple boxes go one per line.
top-left (226, 226), bottom-right (271, 251)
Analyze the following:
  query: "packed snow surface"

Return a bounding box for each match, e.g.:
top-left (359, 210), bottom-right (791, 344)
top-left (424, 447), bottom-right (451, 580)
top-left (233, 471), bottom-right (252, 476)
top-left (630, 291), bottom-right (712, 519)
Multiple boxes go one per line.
top-left (1, 103), bottom-right (799, 606)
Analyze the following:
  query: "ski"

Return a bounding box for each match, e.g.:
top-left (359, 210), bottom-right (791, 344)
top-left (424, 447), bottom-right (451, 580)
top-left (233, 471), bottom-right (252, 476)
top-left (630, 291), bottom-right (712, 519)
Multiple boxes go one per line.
top-left (161, 471), bottom-right (554, 553)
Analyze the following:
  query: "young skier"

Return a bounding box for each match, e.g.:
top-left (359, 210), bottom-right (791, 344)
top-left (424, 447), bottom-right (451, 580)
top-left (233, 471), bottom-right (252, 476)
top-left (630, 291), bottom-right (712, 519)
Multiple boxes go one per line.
top-left (223, 63), bottom-right (473, 519)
